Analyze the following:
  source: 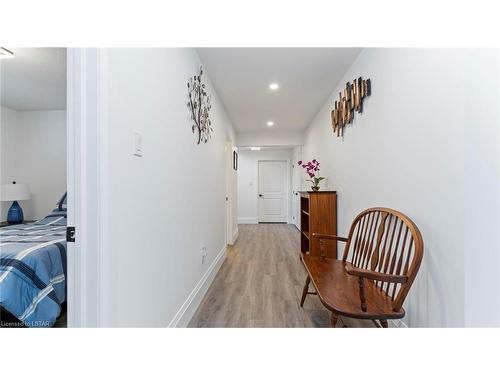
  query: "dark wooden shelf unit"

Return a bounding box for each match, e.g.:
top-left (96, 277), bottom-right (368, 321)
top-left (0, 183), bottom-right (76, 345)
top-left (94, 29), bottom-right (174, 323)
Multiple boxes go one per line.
top-left (299, 191), bottom-right (338, 258)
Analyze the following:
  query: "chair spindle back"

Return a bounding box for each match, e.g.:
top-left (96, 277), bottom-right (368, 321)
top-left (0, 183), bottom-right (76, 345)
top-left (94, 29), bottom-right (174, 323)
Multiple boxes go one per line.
top-left (343, 207), bottom-right (424, 311)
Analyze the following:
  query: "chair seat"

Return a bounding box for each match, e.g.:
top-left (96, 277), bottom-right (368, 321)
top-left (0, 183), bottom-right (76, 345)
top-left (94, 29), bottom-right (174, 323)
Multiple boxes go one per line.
top-left (301, 255), bottom-right (405, 320)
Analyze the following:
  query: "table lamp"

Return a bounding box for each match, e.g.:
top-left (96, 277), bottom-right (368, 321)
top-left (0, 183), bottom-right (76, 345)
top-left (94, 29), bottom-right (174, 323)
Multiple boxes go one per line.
top-left (1, 181), bottom-right (31, 224)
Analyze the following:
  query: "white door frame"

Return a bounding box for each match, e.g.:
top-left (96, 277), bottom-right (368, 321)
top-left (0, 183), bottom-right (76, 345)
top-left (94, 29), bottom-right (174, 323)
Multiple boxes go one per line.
top-left (257, 159), bottom-right (290, 223)
top-left (225, 141), bottom-right (233, 245)
top-left (67, 48), bottom-right (105, 327)
top-left (291, 146), bottom-right (302, 230)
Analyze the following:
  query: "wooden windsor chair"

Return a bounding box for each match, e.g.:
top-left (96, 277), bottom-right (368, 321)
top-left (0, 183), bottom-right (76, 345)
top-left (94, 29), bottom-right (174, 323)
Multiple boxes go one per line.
top-left (300, 207), bottom-right (424, 328)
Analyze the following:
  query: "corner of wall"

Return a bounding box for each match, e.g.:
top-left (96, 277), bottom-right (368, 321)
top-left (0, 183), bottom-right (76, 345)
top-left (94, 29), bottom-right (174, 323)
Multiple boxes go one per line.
top-left (231, 227), bottom-right (239, 245)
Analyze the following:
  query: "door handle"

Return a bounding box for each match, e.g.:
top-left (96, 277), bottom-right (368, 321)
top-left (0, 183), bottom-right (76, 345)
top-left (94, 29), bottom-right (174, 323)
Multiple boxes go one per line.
top-left (258, 194), bottom-right (263, 198)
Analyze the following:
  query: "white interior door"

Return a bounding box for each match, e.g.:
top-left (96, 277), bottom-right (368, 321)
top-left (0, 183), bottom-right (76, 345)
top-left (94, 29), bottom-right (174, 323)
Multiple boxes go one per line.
top-left (258, 160), bottom-right (288, 223)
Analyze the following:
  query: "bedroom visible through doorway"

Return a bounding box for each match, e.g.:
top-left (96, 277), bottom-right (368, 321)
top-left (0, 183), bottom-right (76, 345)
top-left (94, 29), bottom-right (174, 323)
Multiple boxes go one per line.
top-left (0, 48), bottom-right (68, 328)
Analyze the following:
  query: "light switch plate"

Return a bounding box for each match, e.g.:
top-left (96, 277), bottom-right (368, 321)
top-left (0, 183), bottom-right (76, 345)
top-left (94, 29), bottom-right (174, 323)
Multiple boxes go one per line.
top-left (133, 131), bottom-right (143, 157)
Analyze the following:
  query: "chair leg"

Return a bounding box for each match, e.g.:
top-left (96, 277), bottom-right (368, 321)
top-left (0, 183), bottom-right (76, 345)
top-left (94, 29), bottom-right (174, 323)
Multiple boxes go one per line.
top-left (331, 313), bottom-right (339, 328)
top-left (380, 319), bottom-right (388, 328)
top-left (300, 275), bottom-right (311, 307)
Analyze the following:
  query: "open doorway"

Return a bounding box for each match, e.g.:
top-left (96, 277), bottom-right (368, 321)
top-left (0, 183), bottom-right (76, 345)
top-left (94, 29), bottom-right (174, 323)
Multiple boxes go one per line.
top-left (225, 140), bottom-right (238, 246)
top-left (0, 48), bottom-right (68, 328)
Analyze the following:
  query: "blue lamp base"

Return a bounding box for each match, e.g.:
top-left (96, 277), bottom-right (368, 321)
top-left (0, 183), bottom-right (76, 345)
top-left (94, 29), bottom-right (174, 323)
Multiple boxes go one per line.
top-left (7, 201), bottom-right (24, 224)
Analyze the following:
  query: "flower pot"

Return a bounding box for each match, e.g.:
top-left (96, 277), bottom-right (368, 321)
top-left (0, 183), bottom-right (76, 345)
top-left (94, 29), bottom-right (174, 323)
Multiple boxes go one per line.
top-left (311, 186), bottom-right (320, 191)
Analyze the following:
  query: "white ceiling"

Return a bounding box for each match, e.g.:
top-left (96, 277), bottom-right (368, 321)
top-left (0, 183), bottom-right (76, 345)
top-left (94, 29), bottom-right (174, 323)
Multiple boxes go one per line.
top-left (1, 48), bottom-right (66, 111)
top-left (197, 48), bottom-right (361, 133)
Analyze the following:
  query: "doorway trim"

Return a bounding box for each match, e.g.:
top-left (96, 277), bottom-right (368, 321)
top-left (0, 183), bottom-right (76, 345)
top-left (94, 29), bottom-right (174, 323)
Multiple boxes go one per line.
top-left (257, 159), bottom-right (290, 223)
top-left (225, 141), bottom-right (235, 245)
top-left (66, 48), bottom-right (105, 327)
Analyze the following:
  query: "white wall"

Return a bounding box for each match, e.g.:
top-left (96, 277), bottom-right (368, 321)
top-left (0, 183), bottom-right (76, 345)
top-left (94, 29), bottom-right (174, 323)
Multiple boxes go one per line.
top-left (237, 148), bottom-right (292, 224)
top-left (0, 106), bottom-right (17, 218)
top-left (302, 49), bottom-right (500, 327)
top-left (463, 50), bottom-right (500, 327)
top-left (0, 106), bottom-right (66, 220)
top-left (99, 48), bottom-right (237, 327)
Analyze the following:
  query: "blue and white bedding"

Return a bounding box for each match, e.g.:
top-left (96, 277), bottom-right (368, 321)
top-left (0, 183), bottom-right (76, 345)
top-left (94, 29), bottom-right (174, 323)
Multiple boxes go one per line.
top-left (0, 211), bottom-right (67, 327)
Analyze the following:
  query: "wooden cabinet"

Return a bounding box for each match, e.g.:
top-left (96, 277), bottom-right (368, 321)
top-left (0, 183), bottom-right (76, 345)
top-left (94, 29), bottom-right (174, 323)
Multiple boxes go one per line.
top-left (300, 191), bottom-right (338, 258)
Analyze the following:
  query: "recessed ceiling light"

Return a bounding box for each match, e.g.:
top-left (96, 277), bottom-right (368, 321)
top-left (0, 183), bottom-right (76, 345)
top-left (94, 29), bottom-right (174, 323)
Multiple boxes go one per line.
top-left (0, 48), bottom-right (14, 59)
top-left (266, 121), bottom-right (274, 127)
top-left (250, 147), bottom-right (261, 151)
top-left (269, 82), bottom-right (279, 91)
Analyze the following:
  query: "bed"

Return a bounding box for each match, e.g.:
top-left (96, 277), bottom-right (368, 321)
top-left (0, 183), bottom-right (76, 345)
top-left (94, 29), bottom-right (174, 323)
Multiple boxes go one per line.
top-left (0, 195), bottom-right (67, 327)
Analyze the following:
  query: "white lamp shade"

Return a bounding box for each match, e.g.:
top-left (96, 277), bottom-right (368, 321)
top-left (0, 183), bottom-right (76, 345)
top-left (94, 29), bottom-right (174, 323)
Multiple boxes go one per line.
top-left (1, 183), bottom-right (31, 201)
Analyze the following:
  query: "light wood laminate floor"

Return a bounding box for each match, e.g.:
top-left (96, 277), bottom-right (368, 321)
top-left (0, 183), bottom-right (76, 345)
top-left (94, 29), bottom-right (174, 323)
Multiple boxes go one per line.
top-left (189, 224), bottom-right (370, 328)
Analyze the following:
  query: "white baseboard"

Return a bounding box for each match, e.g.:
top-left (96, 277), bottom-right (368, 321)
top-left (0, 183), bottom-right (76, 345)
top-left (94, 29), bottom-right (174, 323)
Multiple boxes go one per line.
top-left (231, 228), bottom-right (239, 245)
top-left (390, 319), bottom-right (408, 328)
top-left (167, 245), bottom-right (227, 328)
top-left (238, 217), bottom-right (258, 224)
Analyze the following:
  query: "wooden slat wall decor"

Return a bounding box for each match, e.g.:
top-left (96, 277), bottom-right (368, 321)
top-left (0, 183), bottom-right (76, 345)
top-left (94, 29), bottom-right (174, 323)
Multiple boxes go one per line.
top-left (330, 77), bottom-right (371, 137)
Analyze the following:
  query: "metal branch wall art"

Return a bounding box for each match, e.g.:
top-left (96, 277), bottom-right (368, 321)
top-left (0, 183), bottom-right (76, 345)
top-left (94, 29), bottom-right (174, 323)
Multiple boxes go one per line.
top-left (187, 67), bottom-right (213, 144)
top-left (331, 77), bottom-right (371, 137)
